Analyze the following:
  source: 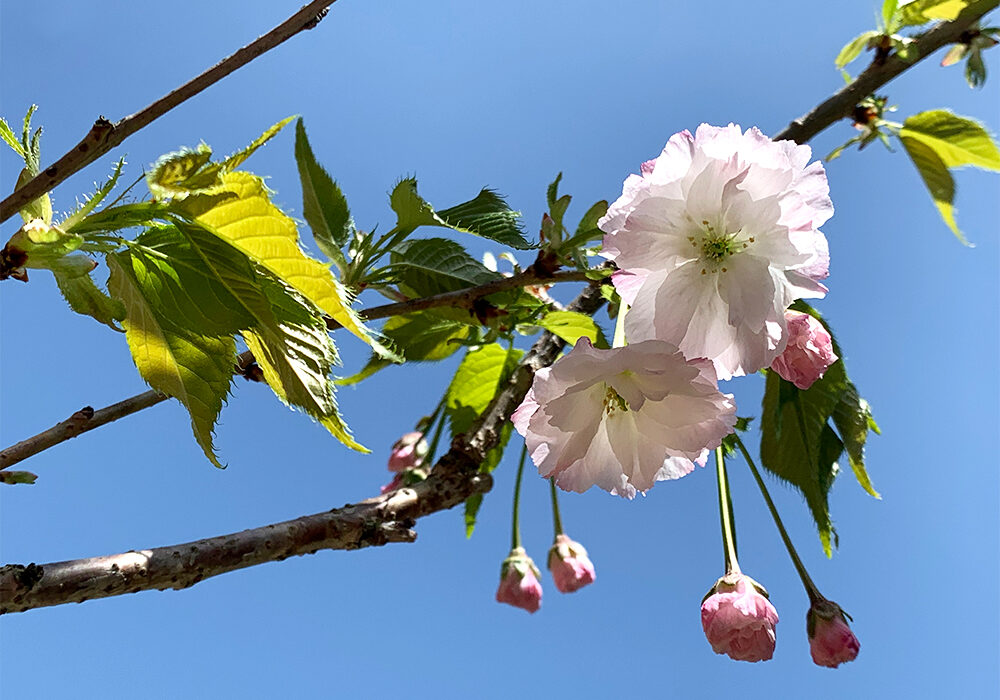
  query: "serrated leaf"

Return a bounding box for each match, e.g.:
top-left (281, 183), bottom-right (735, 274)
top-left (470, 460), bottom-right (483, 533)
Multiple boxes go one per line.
top-left (61, 158), bottom-right (126, 232)
top-left (175, 171), bottom-right (383, 353)
top-left (294, 118), bottom-right (351, 265)
top-left (54, 268), bottom-right (126, 331)
top-left (147, 145), bottom-right (217, 198)
top-left (899, 134), bottom-right (964, 242)
top-left (537, 310), bottom-right (609, 348)
top-left (447, 343), bottom-right (523, 436)
top-left (389, 237), bottom-right (501, 297)
top-left (832, 383), bottom-right (881, 499)
top-left (221, 115), bottom-right (295, 172)
top-left (15, 167), bottom-right (52, 225)
top-left (835, 30), bottom-right (880, 68)
top-left (437, 189), bottom-right (531, 249)
top-left (108, 253), bottom-right (236, 468)
top-left (389, 178), bottom-right (529, 248)
top-left (760, 304), bottom-right (879, 555)
top-left (900, 110), bottom-right (1000, 170)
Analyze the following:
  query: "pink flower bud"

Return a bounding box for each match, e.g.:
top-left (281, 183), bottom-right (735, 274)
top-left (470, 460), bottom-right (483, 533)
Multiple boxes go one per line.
top-left (701, 573), bottom-right (779, 662)
top-left (387, 432), bottom-right (428, 472)
top-left (495, 547), bottom-right (543, 613)
top-left (547, 534), bottom-right (596, 593)
top-left (808, 599), bottom-right (860, 668)
top-left (379, 472), bottom-right (403, 495)
top-left (770, 310), bottom-right (838, 390)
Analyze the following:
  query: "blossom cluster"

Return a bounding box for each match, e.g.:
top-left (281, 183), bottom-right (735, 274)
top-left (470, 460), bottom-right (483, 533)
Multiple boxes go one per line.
top-left (513, 124), bottom-right (837, 499)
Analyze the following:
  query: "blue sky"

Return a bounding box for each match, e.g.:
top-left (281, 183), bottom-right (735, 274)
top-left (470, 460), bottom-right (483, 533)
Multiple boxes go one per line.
top-left (1, 1), bottom-right (998, 697)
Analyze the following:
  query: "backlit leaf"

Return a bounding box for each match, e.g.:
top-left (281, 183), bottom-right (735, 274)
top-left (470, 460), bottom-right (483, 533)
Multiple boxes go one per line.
top-left (294, 118), bottom-right (351, 265)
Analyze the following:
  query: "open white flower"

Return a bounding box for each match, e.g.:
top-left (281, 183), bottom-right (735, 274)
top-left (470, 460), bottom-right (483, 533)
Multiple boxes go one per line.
top-left (599, 124), bottom-right (833, 380)
top-left (512, 338), bottom-right (735, 498)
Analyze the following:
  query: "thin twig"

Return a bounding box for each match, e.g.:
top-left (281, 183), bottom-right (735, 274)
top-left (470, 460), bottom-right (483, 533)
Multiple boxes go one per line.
top-left (0, 393), bottom-right (167, 470)
top-left (0, 281), bottom-right (608, 614)
top-left (0, 268), bottom-right (593, 471)
top-left (775, 0), bottom-right (998, 144)
top-left (0, 0), bottom-right (339, 223)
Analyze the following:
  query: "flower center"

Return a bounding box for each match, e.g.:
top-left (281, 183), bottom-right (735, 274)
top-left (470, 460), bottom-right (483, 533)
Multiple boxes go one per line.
top-left (688, 220), bottom-right (754, 275)
top-left (602, 385), bottom-right (629, 415)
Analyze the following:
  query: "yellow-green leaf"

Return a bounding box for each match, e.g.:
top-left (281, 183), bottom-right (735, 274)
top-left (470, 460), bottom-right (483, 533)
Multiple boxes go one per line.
top-left (54, 269), bottom-right (126, 331)
top-left (900, 134), bottom-right (965, 243)
top-left (176, 171), bottom-right (384, 352)
top-left (900, 110), bottom-right (1000, 171)
top-left (108, 255), bottom-right (236, 467)
top-left (537, 310), bottom-right (609, 348)
top-left (835, 30), bottom-right (880, 69)
top-left (222, 116), bottom-right (295, 172)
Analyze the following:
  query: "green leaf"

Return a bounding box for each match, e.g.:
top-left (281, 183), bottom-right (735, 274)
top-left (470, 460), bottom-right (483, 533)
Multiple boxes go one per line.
top-left (760, 303), bottom-right (879, 556)
top-left (883, 0), bottom-right (900, 29)
top-left (447, 343), bottom-right (523, 436)
top-left (389, 178), bottom-right (529, 248)
top-left (5, 219), bottom-right (84, 270)
top-left (108, 252), bottom-right (237, 468)
top-left (832, 383), bottom-right (881, 499)
top-left (0, 470), bottom-right (38, 485)
top-left (294, 118), bottom-right (351, 265)
top-left (899, 134), bottom-right (964, 242)
top-left (835, 30), bottom-right (880, 68)
top-left (966, 47), bottom-right (987, 87)
top-left (147, 145), bottom-right (219, 198)
top-left (54, 268), bottom-right (126, 331)
top-left (389, 237), bottom-right (501, 297)
top-left (900, 110), bottom-right (1000, 170)
top-left (61, 158), bottom-right (126, 232)
top-left (176, 171), bottom-right (384, 354)
top-left (15, 166), bottom-right (52, 225)
top-left (340, 308), bottom-right (475, 384)
top-left (536, 310), bottom-right (609, 348)
top-left (436, 189), bottom-right (531, 249)
top-left (0, 117), bottom-right (26, 158)
top-left (221, 115), bottom-right (295, 172)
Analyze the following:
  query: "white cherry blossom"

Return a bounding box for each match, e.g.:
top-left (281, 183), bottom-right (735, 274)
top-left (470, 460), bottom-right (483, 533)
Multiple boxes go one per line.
top-left (600, 124), bottom-right (833, 380)
top-left (512, 338), bottom-right (735, 498)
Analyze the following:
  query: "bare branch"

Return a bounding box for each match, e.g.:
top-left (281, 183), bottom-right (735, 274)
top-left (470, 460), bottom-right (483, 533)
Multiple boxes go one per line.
top-left (0, 0), bottom-right (339, 224)
top-left (0, 281), bottom-right (608, 614)
top-left (775, 0), bottom-right (998, 144)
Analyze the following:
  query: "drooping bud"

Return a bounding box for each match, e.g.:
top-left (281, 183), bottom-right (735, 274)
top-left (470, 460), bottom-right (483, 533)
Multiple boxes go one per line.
top-left (807, 598), bottom-right (860, 668)
top-left (547, 534), bottom-right (596, 593)
top-left (495, 547), bottom-right (543, 613)
top-left (701, 572), bottom-right (779, 662)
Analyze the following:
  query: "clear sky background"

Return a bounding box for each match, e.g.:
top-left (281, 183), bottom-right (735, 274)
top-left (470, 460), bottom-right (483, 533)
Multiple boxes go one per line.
top-left (1, 1), bottom-right (998, 697)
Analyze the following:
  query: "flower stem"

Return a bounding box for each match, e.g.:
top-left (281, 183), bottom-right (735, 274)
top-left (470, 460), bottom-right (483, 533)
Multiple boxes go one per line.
top-left (714, 446), bottom-right (741, 575)
top-left (424, 397), bottom-right (449, 466)
top-left (612, 303), bottom-right (629, 348)
top-left (511, 441), bottom-right (528, 550)
top-left (549, 478), bottom-right (565, 537)
top-left (733, 434), bottom-right (822, 602)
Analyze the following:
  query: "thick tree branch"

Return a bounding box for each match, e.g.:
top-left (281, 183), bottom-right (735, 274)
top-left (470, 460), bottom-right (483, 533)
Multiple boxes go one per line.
top-left (0, 282), bottom-right (608, 614)
top-left (775, 0), bottom-right (998, 144)
top-left (0, 268), bottom-right (593, 471)
top-left (0, 0), bottom-right (339, 224)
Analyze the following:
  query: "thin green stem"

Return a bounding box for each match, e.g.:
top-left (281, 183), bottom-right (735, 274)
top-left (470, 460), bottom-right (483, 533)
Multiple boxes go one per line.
top-left (733, 434), bottom-right (822, 602)
top-left (549, 478), bottom-right (564, 537)
top-left (511, 442), bottom-right (528, 550)
top-left (715, 446), bottom-right (741, 575)
top-left (424, 400), bottom-right (449, 467)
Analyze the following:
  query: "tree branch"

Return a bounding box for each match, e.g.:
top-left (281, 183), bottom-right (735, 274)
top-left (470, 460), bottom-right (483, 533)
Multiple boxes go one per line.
top-left (0, 0), bottom-right (339, 224)
top-left (0, 281), bottom-right (608, 614)
top-left (0, 268), bottom-right (594, 471)
top-left (775, 0), bottom-right (998, 144)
